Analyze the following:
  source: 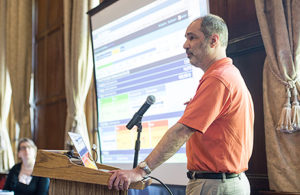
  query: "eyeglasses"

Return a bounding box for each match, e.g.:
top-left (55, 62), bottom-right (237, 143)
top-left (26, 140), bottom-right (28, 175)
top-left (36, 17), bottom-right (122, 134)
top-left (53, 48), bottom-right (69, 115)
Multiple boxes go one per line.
top-left (19, 146), bottom-right (33, 151)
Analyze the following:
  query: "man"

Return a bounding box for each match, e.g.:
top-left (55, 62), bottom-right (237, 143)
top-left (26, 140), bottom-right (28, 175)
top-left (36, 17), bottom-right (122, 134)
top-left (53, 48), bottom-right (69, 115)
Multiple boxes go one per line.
top-left (108, 14), bottom-right (254, 195)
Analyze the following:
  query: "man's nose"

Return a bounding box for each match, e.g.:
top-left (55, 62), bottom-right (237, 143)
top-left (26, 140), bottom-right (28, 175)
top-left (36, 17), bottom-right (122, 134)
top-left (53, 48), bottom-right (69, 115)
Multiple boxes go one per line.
top-left (183, 40), bottom-right (189, 49)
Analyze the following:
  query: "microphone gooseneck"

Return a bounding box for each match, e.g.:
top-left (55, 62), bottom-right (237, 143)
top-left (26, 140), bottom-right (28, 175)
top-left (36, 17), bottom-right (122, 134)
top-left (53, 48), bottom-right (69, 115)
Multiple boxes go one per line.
top-left (126, 95), bottom-right (156, 130)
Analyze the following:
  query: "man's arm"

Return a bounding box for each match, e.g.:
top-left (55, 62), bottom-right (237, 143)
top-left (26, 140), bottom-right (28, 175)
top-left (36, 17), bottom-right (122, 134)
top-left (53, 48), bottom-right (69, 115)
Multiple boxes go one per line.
top-left (145, 122), bottom-right (195, 171)
top-left (108, 122), bottom-right (196, 190)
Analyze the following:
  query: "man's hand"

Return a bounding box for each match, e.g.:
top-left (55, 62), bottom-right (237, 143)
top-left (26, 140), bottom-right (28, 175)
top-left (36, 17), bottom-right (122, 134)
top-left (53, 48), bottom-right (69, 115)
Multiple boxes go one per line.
top-left (107, 123), bottom-right (194, 191)
top-left (108, 167), bottom-right (145, 191)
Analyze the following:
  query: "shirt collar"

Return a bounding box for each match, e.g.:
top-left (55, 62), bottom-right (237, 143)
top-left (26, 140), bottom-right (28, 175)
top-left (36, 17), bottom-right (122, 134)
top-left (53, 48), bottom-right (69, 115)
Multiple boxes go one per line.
top-left (200, 57), bottom-right (232, 82)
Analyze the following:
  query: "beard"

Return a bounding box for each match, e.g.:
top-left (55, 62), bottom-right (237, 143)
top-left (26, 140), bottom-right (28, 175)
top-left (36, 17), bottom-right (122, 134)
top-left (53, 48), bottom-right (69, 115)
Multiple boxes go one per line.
top-left (187, 40), bottom-right (210, 68)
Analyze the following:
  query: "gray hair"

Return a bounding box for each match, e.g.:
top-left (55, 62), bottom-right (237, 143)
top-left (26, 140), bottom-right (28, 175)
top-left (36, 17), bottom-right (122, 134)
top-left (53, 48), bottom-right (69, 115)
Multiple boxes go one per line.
top-left (199, 14), bottom-right (228, 47)
top-left (17, 138), bottom-right (37, 152)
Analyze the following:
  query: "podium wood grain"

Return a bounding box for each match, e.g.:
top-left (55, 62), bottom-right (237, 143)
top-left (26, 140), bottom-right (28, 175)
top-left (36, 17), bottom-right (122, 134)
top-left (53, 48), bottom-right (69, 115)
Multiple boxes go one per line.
top-left (49, 179), bottom-right (127, 195)
top-left (33, 150), bottom-right (151, 194)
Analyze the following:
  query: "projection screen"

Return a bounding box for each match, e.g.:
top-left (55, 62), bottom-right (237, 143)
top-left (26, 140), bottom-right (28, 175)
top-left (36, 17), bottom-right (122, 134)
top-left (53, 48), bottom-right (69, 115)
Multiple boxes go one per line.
top-left (89, 0), bottom-right (208, 185)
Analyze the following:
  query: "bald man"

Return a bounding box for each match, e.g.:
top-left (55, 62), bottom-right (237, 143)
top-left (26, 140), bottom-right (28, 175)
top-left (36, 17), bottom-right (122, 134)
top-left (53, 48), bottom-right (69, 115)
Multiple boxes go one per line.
top-left (108, 14), bottom-right (254, 195)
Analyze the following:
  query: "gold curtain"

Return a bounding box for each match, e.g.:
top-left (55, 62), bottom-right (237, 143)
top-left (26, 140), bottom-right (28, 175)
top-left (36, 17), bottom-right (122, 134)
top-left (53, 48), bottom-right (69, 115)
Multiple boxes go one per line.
top-left (63, 0), bottom-right (99, 151)
top-left (0, 0), bottom-right (15, 172)
top-left (255, 0), bottom-right (300, 192)
top-left (5, 0), bottom-right (32, 139)
top-left (85, 78), bottom-right (99, 161)
top-left (7, 103), bottom-right (17, 162)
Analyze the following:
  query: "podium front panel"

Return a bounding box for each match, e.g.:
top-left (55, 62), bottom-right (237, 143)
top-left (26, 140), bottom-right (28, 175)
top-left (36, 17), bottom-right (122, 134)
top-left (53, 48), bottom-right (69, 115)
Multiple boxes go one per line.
top-left (49, 179), bottom-right (127, 195)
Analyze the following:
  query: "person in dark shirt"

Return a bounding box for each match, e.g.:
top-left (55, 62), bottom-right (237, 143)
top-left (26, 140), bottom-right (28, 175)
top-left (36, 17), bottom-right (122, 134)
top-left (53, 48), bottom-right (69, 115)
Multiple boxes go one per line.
top-left (3, 138), bottom-right (49, 195)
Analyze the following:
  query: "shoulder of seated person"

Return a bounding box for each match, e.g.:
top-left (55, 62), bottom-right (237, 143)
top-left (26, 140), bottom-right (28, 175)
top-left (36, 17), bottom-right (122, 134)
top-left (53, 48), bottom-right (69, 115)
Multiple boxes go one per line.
top-left (10, 163), bottom-right (22, 172)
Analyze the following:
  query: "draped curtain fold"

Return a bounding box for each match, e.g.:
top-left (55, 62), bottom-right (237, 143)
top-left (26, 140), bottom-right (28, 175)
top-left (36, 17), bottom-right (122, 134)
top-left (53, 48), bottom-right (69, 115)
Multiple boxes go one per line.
top-left (0, 0), bottom-right (15, 172)
top-left (85, 79), bottom-right (99, 156)
top-left (7, 104), bottom-right (17, 161)
top-left (255, 0), bottom-right (300, 192)
top-left (5, 0), bottom-right (32, 139)
top-left (63, 0), bottom-right (98, 151)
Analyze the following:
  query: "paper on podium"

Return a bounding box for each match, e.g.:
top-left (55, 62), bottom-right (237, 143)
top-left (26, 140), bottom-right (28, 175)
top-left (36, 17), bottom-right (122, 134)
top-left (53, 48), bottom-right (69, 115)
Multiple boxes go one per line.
top-left (68, 132), bottom-right (98, 170)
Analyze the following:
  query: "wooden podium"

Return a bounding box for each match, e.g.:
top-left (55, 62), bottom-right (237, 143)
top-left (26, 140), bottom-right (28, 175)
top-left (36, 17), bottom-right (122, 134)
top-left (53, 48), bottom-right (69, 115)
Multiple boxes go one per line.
top-left (32, 150), bottom-right (151, 195)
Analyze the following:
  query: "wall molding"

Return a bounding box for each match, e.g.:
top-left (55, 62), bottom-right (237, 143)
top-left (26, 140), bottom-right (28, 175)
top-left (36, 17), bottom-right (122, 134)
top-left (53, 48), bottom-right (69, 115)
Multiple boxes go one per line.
top-left (227, 31), bottom-right (265, 57)
top-left (35, 95), bottom-right (66, 107)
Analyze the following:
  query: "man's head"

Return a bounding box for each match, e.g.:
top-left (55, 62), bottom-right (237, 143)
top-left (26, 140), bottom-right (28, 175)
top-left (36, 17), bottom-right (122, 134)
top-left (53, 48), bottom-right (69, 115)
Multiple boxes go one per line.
top-left (183, 14), bottom-right (228, 71)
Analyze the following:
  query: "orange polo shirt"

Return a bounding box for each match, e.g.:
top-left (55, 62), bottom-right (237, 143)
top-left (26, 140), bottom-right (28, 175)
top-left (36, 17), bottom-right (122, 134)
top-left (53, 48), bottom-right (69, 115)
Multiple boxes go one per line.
top-left (178, 58), bottom-right (254, 173)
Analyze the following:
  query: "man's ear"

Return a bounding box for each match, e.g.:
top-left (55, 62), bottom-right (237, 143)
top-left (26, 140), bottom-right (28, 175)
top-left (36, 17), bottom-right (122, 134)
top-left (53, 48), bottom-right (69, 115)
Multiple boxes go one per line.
top-left (210, 34), bottom-right (219, 48)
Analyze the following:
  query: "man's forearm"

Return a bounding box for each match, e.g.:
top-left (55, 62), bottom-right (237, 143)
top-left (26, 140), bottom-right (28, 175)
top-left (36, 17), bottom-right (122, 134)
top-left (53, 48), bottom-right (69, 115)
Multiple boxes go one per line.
top-left (144, 123), bottom-right (195, 171)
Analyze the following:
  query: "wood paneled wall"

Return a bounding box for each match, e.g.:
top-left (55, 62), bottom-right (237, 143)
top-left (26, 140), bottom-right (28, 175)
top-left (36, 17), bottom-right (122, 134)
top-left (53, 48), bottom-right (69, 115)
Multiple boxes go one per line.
top-left (209, 0), bottom-right (269, 193)
top-left (34, 0), bottom-right (66, 149)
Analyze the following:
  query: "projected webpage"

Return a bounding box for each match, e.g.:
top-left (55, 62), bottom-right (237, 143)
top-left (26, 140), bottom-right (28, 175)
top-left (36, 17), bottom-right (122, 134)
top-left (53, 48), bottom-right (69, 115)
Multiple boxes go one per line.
top-left (92, 0), bottom-right (205, 164)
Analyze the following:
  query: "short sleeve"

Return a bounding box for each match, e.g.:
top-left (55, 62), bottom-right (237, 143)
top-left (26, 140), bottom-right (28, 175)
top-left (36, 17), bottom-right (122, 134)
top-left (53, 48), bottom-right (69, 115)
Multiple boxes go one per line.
top-left (178, 76), bottom-right (231, 133)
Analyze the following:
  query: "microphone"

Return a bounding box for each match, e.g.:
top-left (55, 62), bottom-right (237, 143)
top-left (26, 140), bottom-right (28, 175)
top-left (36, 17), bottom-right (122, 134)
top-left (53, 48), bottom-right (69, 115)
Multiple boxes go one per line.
top-left (126, 95), bottom-right (156, 130)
